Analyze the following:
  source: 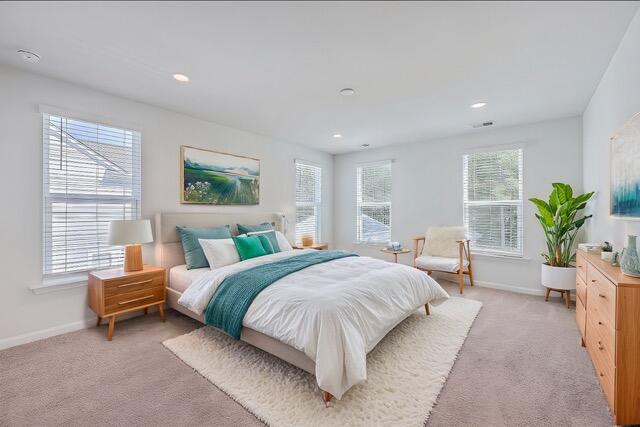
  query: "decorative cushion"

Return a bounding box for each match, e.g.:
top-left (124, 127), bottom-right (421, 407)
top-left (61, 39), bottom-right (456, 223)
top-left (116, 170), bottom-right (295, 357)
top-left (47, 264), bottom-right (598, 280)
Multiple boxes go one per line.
top-left (415, 255), bottom-right (469, 273)
top-left (233, 235), bottom-right (268, 261)
top-left (275, 230), bottom-right (293, 251)
top-left (422, 226), bottom-right (467, 258)
top-left (256, 234), bottom-right (275, 254)
top-left (176, 225), bottom-right (232, 269)
top-left (237, 222), bottom-right (273, 235)
top-left (247, 230), bottom-right (281, 252)
top-left (199, 238), bottom-right (241, 269)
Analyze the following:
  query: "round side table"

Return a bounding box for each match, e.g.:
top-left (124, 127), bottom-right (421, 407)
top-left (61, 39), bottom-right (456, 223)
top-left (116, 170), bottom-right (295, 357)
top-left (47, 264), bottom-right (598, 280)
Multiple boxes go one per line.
top-left (380, 248), bottom-right (411, 263)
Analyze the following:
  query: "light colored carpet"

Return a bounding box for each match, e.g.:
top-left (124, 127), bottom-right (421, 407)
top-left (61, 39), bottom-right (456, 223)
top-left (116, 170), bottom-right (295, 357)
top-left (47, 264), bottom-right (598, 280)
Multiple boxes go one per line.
top-left (163, 297), bottom-right (482, 427)
top-left (0, 281), bottom-right (614, 426)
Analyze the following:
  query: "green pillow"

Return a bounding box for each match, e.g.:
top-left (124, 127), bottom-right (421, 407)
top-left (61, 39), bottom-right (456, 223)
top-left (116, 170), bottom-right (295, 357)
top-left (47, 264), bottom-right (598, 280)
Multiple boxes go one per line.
top-left (248, 230), bottom-right (280, 253)
top-left (237, 222), bottom-right (273, 234)
top-left (176, 225), bottom-right (231, 269)
top-left (233, 235), bottom-right (268, 261)
top-left (256, 234), bottom-right (275, 254)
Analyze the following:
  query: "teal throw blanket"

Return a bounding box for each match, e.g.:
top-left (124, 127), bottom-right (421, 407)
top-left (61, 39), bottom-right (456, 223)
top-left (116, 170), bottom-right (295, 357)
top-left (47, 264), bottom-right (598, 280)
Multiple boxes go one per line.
top-left (205, 250), bottom-right (358, 339)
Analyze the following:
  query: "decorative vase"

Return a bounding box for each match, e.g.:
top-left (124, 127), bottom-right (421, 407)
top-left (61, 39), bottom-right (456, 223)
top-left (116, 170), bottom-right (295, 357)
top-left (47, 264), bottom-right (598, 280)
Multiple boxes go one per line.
top-left (620, 235), bottom-right (640, 277)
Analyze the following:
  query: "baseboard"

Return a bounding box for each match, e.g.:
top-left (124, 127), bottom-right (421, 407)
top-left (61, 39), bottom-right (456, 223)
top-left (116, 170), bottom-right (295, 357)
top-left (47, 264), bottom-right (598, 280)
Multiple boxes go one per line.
top-left (473, 280), bottom-right (546, 296)
top-left (0, 318), bottom-right (96, 350)
top-left (0, 306), bottom-right (159, 350)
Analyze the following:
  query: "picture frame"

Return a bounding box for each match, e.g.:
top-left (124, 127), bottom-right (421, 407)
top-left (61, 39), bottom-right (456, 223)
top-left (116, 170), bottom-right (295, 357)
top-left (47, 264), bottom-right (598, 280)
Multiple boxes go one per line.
top-left (610, 112), bottom-right (640, 220)
top-left (180, 145), bottom-right (260, 205)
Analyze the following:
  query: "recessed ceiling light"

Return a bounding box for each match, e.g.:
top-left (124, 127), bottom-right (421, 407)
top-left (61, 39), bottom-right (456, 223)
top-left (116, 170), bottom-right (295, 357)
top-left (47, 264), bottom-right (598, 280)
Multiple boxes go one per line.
top-left (173, 73), bottom-right (190, 82)
top-left (471, 102), bottom-right (487, 109)
top-left (361, 144), bottom-right (370, 148)
top-left (333, 134), bottom-right (342, 139)
top-left (18, 49), bottom-right (40, 63)
top-left (340, 88), bottom-right (355, 96)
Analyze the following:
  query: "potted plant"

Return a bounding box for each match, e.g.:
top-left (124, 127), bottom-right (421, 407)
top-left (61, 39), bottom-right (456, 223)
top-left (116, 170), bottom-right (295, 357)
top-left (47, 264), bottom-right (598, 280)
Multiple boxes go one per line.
top-left (530, 183), bottom-right (594, 294)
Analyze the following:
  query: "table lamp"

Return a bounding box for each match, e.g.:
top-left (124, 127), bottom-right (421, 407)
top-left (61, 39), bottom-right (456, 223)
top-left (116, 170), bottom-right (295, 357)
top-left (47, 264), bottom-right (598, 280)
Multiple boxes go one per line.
top-left (107, 219), bottom-right (153, 272)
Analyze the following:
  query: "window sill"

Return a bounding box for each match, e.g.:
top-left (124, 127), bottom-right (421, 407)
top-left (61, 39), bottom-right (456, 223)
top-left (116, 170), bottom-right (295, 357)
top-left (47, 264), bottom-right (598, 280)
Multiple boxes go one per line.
top-left (31, 273), bottom-right (89, 294)
top-left (472, 252), bottom-right (531, 262)
top-left (352, 241), bottom-right (389, 248)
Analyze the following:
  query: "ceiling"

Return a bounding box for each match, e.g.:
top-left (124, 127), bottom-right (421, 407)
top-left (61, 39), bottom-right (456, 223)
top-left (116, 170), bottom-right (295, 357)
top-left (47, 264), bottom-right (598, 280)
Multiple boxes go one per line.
top-left (0, 2), bottom-right (637, 154)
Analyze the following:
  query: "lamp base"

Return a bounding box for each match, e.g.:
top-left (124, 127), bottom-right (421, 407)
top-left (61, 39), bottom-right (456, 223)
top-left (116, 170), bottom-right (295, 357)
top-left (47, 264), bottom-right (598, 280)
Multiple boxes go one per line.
top-left (124, 244), bottom-right (143, 272)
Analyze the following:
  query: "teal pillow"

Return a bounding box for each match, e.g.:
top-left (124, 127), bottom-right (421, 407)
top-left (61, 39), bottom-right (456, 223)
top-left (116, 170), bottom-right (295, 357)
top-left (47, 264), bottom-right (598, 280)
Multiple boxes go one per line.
top-left (237, 222), bottom-right (273, 234)
top-left (233, 235), bottom-right (268, 261)
top-left (256, 234), bottom-right (275, 254)
top-left (248, 230), bottom-right (281, 253)
top-left (176, 225), bottom-right (231, 269)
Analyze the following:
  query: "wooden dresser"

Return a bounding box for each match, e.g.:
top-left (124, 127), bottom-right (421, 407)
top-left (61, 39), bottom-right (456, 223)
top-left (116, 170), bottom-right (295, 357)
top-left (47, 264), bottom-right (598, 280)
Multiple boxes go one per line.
top-left (575, 249), bottom-right (640, 425)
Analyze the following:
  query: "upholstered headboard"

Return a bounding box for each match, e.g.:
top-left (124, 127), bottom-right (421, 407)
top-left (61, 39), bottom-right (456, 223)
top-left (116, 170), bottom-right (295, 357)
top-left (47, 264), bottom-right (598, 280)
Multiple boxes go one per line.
top-left (154, 212), bottom-right (283, 271)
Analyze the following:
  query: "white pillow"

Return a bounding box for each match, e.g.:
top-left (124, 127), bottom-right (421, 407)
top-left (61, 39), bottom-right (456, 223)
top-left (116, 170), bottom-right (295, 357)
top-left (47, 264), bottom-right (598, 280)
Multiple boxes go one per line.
top-left (275, 230), bottom-right (293, 251)
top-left (198, 238), bottom-right (240, 269)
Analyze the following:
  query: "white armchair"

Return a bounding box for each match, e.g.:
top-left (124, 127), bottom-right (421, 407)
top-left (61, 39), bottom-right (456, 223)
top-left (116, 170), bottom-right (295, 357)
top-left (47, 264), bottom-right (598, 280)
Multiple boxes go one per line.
top-left (413, 226), bottom-right (474, 294)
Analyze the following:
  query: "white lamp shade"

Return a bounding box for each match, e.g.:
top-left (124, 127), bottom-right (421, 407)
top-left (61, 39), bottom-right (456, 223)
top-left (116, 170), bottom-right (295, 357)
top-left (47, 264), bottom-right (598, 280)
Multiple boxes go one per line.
top-left (107, 220), bottom-right (153, 245)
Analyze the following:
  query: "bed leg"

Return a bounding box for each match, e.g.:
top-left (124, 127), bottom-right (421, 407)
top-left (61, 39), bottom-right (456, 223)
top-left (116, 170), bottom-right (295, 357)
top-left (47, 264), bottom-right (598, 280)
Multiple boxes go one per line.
top-left (425, 303), bottom-right (430, 316)
top-left (322, 391), bottom-right (333, 406)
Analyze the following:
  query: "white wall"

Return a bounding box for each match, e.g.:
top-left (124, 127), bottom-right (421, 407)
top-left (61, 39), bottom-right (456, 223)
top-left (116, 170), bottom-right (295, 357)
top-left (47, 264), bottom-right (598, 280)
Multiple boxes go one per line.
top-left (333, 117), bottom-right (583, 295)
top-left (0, 65), bottom-right (333, 348)
top-left (583, 9), bottom-right (640, 249)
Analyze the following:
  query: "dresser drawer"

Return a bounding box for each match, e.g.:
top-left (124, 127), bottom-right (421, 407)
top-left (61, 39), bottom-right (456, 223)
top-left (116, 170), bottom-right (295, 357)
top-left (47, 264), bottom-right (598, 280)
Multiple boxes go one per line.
top-left (576, 251), bottom-right (587, 282)
top-left (586, 315), bottom-right (615, 368)
top-left (576, 274), bottom-right (587, 306)
top-left (104, 287), bottom-right (164, 314)
top-left (104, 272), bottom-right (164, 297)
top-left (587, 264), bottom-right (617, 328)
top-left (586, 329), bottom-right (616, 412)
top-left (576, 298), bottom-right (586, 340)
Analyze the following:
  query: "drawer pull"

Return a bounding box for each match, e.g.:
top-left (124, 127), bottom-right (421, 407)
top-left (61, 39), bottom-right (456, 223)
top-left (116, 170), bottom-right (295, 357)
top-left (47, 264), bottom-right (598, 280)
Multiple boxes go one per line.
top-left (598, 341), bottom-right (604, 350)
top-left (117, 279), bottom-right (152, 288)
top-left (600, 372), bottom-right (604, 377)
top-left (598, 293), bottom-right (606, 298)
top-left (118, 295), bottom-right (154, 305)
top-left (591, 279), bottom-right (597, 283)
top-left (598, 321), bottom-right (603, 325)
top-left (578, 265), bottom-right (584, 269)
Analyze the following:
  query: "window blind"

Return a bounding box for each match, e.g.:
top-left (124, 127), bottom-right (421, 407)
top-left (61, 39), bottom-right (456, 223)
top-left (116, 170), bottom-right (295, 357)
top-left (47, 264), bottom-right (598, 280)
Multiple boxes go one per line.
top-left (356, 160), bottom-right (392, 244)
top-left (463, 148), bottom-right (523, 257)
top-left (42, 113), bottom-right (142, 277)
top-left (295, 160), bottom-right (322, 244)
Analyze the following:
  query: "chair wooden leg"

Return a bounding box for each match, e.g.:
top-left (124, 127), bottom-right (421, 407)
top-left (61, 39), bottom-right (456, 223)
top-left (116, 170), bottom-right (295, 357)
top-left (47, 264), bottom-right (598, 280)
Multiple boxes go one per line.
top-left (468, 269), bottom-right (475, 286)
top-left (544, 287), bottom-right (551, 302)
top-left (457, 270), bottom-right (464, 294)
top-left (322, 391), bottom-right (333, 405)
top-left (425, 303), bottom-right (430, 316)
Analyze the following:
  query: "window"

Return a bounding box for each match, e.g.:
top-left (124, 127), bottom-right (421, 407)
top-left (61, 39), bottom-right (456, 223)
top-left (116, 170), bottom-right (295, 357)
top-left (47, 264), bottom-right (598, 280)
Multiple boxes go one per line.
top-left (463, 148), bottom-right (523, 257)
top-left (295, 160), bottom-right (322, 244)
top-left (42, 113), bottom-right (141, 279)
top-left (356, 160), bottom-right (392, 244)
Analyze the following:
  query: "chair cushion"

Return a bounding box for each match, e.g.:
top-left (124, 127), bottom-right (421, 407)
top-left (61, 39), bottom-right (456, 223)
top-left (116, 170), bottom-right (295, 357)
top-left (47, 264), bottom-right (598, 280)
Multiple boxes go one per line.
top-left (422, 226), bottom-right (467, 258)
top-left (415, 255), bottom-right (469, 273)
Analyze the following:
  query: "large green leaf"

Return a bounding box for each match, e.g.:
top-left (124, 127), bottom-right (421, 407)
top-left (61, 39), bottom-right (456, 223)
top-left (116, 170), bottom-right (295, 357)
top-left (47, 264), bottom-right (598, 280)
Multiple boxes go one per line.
top-left (552, 183), bottom-right (570, 204)
top-left (529, 198), bottom-right (553, 218)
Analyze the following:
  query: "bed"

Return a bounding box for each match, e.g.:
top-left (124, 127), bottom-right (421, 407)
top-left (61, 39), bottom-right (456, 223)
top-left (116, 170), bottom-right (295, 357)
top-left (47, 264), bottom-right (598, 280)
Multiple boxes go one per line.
top-left (155, 212), bottom-right (448, 403)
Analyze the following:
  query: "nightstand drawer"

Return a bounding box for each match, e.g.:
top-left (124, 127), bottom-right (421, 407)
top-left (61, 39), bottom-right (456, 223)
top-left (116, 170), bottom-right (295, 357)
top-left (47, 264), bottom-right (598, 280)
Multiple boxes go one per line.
top-left (104, 272), bottom-right (164, 297)
top-left (104, 287), bottom-right (164, 314)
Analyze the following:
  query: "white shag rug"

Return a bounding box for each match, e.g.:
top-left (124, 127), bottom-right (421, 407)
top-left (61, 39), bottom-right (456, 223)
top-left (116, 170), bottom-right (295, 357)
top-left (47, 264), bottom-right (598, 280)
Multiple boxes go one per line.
top-left (163, 297), bottom-right (482, 427)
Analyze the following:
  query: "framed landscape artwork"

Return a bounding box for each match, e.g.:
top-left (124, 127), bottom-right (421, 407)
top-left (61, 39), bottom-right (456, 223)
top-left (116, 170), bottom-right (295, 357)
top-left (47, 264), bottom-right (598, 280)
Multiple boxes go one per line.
top-left (610, 112), bottom-right (640, 219)
top-left (180, 145), bottom-right (260, 205)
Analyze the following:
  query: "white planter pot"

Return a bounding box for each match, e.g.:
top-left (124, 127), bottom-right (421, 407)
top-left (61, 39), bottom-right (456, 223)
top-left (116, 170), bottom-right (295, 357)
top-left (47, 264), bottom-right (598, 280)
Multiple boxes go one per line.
top-left (541, 264), bottom-right (576, 290)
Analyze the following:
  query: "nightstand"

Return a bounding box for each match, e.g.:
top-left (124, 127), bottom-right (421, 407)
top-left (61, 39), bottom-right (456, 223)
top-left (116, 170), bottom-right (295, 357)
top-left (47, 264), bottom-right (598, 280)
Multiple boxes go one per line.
top-left (292, 243), bottom-right (329, 250)
top-left (88, 265), bottom-right (166, 341)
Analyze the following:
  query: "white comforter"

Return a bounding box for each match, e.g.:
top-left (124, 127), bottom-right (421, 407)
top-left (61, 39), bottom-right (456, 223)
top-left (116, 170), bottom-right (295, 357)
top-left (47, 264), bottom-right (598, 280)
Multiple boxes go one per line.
top-left (178, 249), bottom-right (449, 399)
